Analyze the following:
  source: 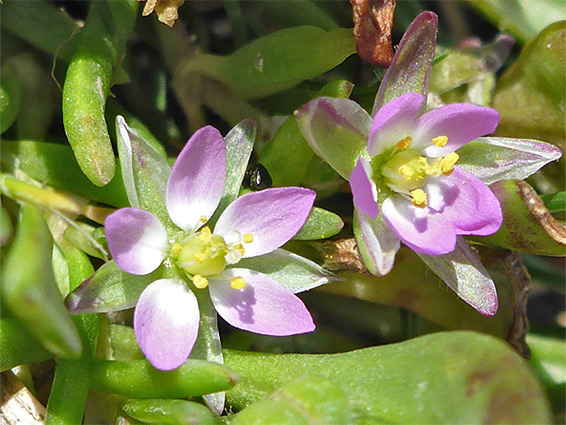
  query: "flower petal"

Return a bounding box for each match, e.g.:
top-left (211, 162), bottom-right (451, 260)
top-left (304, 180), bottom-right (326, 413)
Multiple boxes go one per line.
top-left (367, 92), bottom-right (423, 156)
top-left (381, 195), bottom-right (457, 255)
top-left (353, 210), bottom-right (400, 276)
top-left (426, 166), bottom-right (503, 236)
top-left (415, 103), bottom-right (499, 156)
top-left (105, 208), bottom-right (167, 275)
top-left (134, 279), bottom-right (200, 371)
top-left (350, 158), bottom-right (379, 219)
top-left (209, 268), bottom-right (315, 336)
top-left (295, 97), bottom-right (371, 179)
top-left (166, 126), bottom-right (226, 231)
top-left (214, 187), bottom-right (316, 258)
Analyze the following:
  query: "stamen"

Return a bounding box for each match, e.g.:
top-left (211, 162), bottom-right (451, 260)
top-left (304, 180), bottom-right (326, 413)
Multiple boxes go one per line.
top-left (243, 233), bottom-right (254, 243)
top-left (200, 215), bottom-right (207, 223)
top-left (230, 277), bottom-right (247, 290)
top-left (194, 252), bottom-right (207, 263)
top-left (440, 152), bottom-right (459, 175)
top-left (171, 243), bottom-right (183, 256)
top-left (410, 188), bottom-right (428, 208)
top-left (432, 135), bottom-right (448, 147)
top-left (198, 226), bottom-right (212, 243)
top-left (396, 136), bottom-right (412, 150)
top-left (193, 275), bottom-right (209, 289)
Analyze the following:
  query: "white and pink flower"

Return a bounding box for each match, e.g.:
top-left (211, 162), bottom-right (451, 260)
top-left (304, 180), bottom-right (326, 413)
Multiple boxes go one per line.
top-left (105, 126), bottom-right (316, 370)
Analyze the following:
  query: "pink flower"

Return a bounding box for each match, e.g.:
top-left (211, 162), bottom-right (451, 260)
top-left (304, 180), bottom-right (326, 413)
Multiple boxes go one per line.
top-left (105, 126), bottom-right (316, 370)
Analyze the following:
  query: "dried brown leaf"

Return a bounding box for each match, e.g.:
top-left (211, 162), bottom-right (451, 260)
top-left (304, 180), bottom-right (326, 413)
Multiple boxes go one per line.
top-left (351, 0), bottom-right (396, 65)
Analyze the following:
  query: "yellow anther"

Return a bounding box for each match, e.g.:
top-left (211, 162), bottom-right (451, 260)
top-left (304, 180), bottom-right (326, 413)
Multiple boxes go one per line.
top-left (171, 243), bottom-right (183, 256)
top-left (396, 136), bottom-right (412, 150)
top-left (234, 244), bottom-right (245, 256)
top-left (194, 252), bottom-right (207, 263)
top-left (230, 277), bottom-right (247, 290)
top-left (200, 215), bottom-right (208, 223)
top-left (193, 275), bottom-right (209, 289)
top-left (243, 233), bottom-right (254, 244)
top-left (432, 135), bottom-right (448, 147)
top-left (410, 188), bottom-right (428, 208)
top-left (197, 226), bottom-right (212, 243)
top-left (440, 152), bottom-right (459, 175)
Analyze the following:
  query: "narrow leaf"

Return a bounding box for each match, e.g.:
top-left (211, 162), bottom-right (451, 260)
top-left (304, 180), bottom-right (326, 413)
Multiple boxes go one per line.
top-left (293, 207), bottom-right (344, 240)
top-left (122, 399), bottom-right (214, 425)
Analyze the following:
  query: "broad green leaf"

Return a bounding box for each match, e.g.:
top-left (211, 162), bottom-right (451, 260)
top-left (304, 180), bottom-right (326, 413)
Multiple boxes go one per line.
top-left (65, 260), bottom-right (166, 314)
top-left (116, 115), bottom-right (173, 227)
top-left (457, 137), bottom-right (562, 185)
top-left (293, 207), bottom-right (344, 240)
top-left (1, 140), bottom-right (128, 207)
top-left (465, 0), bottom-right (566, 44)
top-left (210, 119), bottom-right (256, 226)
top-left (372, 11), bottom-right (438, 115)
top-left (237, 249), bottom-right (337, 293)
top-left (2, 204), bottom-right (82, 359)
top-left (492, 22), bottom-right (565, 191)
top-left (122, 399), bottom-right (214, 425)
top-left (225, 331), bottom-right (550, 424)
top-left (261, 79), bottom-right (354, 187)
top-left (90, 359), bottom-right (238, 399)
top-left (184, 26), bottom-right (356, 98)
top-left (541, 192), bottom-right (566, 213)
top-left (0, 69), bottom-right (22, 134)
top-left (479, 180), bottom-right (566, 256)
top-left (228, 375), bottom-right (356, 425)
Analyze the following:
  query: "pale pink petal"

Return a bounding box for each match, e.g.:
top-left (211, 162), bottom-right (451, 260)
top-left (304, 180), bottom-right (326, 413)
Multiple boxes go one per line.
top-left (166, 126), bottom-right (226, 231)
top-left (354, 210), bottom-right (400, 276)
top-left (209, 268), bottom-right (315, 336)
top-left (426, 166), bottom-right (503, 236)
top-left (134, 279), bottom-right (200, 371)
top-left (415, 103), bottom-right (499, 156)
top-left (350, 158), bottom-right (379, 220)
top-left (382, 195), bottom-right (457, 255)
top-left (214, 188), bottom-right (316, 258)
top-left (367, 92), bottom-right (423, 156)
top-left (105, 208), bottom-right (167, 275)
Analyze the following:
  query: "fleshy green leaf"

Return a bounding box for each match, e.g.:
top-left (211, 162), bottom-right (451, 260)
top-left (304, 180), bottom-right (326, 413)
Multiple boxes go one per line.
top-left (2, 204), bottom-right (82, 359)
top-left (225, 331), bottom-right (550, 424)
top-left (479, 180), bottom-right (566, 256)
top-left (116, 115), bottom-right (173, 228)
top-left (417, 237), bottom-right (498, 317)
top-left (457, 137), bottom-right (562, 185)
top-left (1, 318), bottom-right (53, 371)
top-left (228, 375), bottom-right (356, 425)
top-left (90, 358), bottom-right (238, 399)
top-left (541, 191), bottom-right (566, 213)
top-left (65, 260), bottom-right (165, 314)
top-left (122, 399), bottom-right (214, 425)
top-left (465, 0), bottom-right (566, 44)
top-left (237, 249), bottom-right (337, 293)
top-left (183, 26), bottom-right (356, 99)
top-left (293, 207), bottom-right (344, 240)
top-left (1, 140), bottom-right (129, 207)
top-left (372, 11), bottom-right (438, 115)
top-left (0, 69), bottom-right (23, 134)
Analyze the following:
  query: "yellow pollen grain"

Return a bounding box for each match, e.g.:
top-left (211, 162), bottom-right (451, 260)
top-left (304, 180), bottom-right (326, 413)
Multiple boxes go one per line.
top-left (432, 135), bottom-right (448, 147)
top-left (440, 152), bottom-right (459, 175)
top-left (193, 275), bottom-right (209, 289)
top-left (243, 233), bottom-right (254, 243)
top-left (171, 243), bottom-right (182, 256)
top-left (396, 136), bottom-right (412, 150)
top-left (398, 164), bottom-right (414, 180)
top-left (200, 215), bottom-right (207, 223)
top-left (230, 277), bottom-right (247, 290)
top-left (411, 188), bottom-right (428, 208)
top-left (234, 243), bottom-right (245, 255)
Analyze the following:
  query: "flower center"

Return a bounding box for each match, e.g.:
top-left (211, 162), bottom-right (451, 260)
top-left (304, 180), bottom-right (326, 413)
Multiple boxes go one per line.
top-left (176, 226), bottom-right (228, 277)
top-left (173, 226), bottom-right (254, 291)
top-left (380, 135), bottom-right (459, 208)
